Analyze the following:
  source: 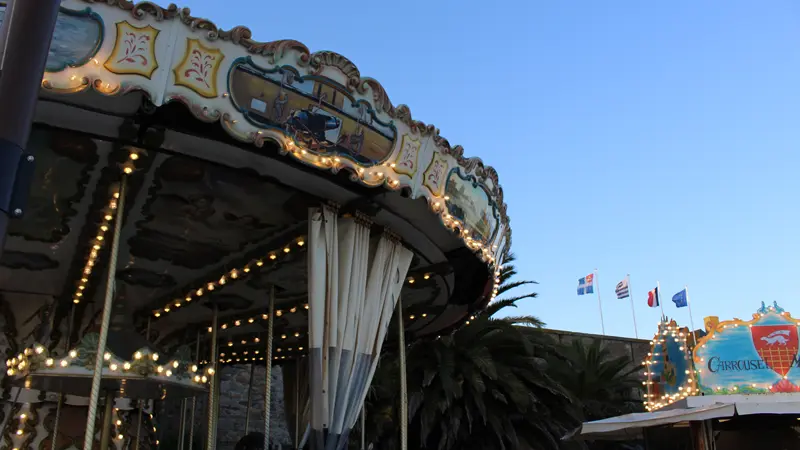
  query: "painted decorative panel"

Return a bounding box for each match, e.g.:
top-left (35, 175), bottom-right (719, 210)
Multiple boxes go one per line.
top-left (104, 21), bottom-right (160, 78)
top-left (228, 59), bottom-right (396, 166)
top-left (444, 169), bottom-right (499, 244)
top-left (0, 5), bottom-right (103, 72)
top-left (173, 38), bottom-right (224, 98)
top-left (394, 134), bottom-right (422, 176)
top-left (643, 319), bottom-right (695, 410)
top-left (422, 153), bottom-right (448, 197)
top-left (694, 302), bottom-right (800, 394)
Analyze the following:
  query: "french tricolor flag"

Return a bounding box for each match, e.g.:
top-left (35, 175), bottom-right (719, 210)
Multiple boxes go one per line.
top-left (647, 287), bottom-right (660, 308)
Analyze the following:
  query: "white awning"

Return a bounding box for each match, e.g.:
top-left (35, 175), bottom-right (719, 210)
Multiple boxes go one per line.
top-left (574, 403), bottom-right (736, 441)
top-left (572, 395), bottom-right (800, 441)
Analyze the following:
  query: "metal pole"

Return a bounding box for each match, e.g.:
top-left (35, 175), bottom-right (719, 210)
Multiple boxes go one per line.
top-left (244, 363), bottom-right (255, 435)
top-left (397, 296), bottom-right (407, 450)
top-left (295, 360), bottom-right (300, 450)
top-left (0, 0), bottom-right (60, 258)
top-left (134, 401), bottom-right (143, 450)
top-left (82, 178), bottom-right (127, 450)
top-left (98, 393), bottom-right (115, 450)
top-left (178, 399), bottom-right (186, 450)
top-left (685, 285), bottom-right (697, 346)
top-left (188, 330), bottom-right (200, 450)
top-left (263, 285), bottom-right (276, 450)
top-left (131, 316), bottom-right (152, 450)
top-left (360, 407), bottom-right (365, 450)
top-left (594, 269), bottom-right (605, 335)
top-left (657, 281), bottom-right (665, 318)
top-left (627, 275), bottom-right (639, 339)
top-left (206, 306), bottom-right (219, 450)
top-left (51, 304), bottom-right (76, 450)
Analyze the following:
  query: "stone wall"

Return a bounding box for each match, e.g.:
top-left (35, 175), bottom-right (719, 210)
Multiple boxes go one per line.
top-left (216, 365), bottom-right (292, 450)
top-left (542, 328), bottom-right (651, 368)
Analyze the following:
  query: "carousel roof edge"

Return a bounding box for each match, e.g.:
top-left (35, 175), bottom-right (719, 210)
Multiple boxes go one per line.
top-left (34, 0), bottom-right (513, 268)
top-left (75, 1), bottom-right (510, 226)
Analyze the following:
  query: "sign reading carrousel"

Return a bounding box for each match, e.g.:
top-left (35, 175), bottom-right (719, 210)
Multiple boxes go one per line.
top-left (694, 302), bottom-right (800, 394)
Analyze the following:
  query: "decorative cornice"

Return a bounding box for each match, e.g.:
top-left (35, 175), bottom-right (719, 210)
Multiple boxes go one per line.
top-left (81, 0), bottom-right (180, 21)
top-left (75, 0), bottom-right (511, 264)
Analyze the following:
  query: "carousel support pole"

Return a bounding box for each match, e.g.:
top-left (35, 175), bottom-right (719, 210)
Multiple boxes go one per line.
top-left (206, 305), bottom-right (219, 450)
top-left (244, 362), bottom-right (255, 435)
top-left (82, 177), bottom-right (127, 450)
top-left (188, 330), bottom-right (200, 450)
top-left (178, 399), bottom-right (186, 450)
top-left (263, 285), bottom-right (276, 450)
top-left (397, 296), bottom-right (407, 450)
top-left (132, 317), bottom-right (152, 450)
top-left (0, 0), bottom-right (59, 259)
top-left (295, 360), bottom-right (300, 450)
top-left (51, 305), bottom-right (76, 450)
top-left (134, 401), bottom-right (143, 450)
top-left (360, 407), bottom-right (365, 450)
top-left (98, 393), bottom-right (115, 450)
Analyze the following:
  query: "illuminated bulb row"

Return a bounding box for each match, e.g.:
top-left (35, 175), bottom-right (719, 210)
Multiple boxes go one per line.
top-left (210, 304), bottom-right (309, 332)
top-left (9, 347), bottom-right (209, 385)
top-left (154, 237), bottom-right (306, 318)
top-left (73, 187), bottom-right (122, 304)
top-left (13, 404), bottom-right (30, 438)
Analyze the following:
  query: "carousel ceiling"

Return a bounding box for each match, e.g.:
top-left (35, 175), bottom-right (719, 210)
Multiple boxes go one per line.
top-left (0, 0), bottom-right (513, 364)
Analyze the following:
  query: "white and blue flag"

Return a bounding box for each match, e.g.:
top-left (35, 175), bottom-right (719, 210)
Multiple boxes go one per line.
top-left (577, 274), bottom-right (594, 295)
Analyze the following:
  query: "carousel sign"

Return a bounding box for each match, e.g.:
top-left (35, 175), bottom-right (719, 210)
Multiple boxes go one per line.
top-left (694, 302), bottom-right (800, 394)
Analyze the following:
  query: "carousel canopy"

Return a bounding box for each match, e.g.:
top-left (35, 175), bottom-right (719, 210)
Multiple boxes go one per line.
top-left (0, 0), bottom-right (511, 369)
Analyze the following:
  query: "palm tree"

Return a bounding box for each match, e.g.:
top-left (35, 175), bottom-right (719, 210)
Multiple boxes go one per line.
top-left (548, 339), bottom-right (643, 422)
top-left (364, 253), bottom-right (580, 450)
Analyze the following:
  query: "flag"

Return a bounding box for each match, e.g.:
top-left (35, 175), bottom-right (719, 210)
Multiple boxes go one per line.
top-left (672, 289), bottom-right (688, 308)
top-left (615, 277), bottom-right (630, 299)
top-left (647, 287), bottom-right (660, 308)
top-left (577, 274), bottom-right (594, 295)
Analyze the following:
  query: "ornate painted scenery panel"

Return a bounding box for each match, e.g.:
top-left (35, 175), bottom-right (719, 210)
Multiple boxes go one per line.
top-left (228, 59), bottom-right (397, 166)
top-left (0, 5), bottom-right (104, 72)
top-left (444, 169), bottom-right (499, 244)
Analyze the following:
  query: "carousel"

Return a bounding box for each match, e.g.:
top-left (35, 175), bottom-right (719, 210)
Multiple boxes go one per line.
top-left (0, 1), bottom-right (511, 450)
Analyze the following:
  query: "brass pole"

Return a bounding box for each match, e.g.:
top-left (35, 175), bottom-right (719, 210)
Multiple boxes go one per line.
top-left (82, 178), bottom-right (127, 450)
top-left (98, 394), bottom-right (115, 450)
top-left (295, 360), bottom-right (300, 450)
top-left (397, 296), bottom-right (407, 450)
top-left (206, 306), bottom-right (219, 450)
top-left (188, 330), bottom-right (200, 450)
top-left (178, 399), bottom-right (186, 450)
top-left (244, 363), bottom-right (255, 435)
top-left (263, 285), bottom-right (275, 450)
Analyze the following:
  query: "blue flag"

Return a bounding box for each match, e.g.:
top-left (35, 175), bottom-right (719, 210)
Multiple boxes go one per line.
top-left (672, 289), bottom-right (688, 308)
top-left (577, 274), bottom-right (594, 295)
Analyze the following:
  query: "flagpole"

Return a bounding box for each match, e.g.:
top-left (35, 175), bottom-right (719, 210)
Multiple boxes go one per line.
top-left (627, 274), bottom-right (639, 338)
top-left (685, 285), bottom-right (697, 345)
top-left (656, 281), bottom-right (665, 318)
top-left (595, 269), bottom-right (606, 335)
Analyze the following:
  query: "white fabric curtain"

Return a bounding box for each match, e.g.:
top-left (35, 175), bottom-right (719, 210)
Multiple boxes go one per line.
top-left (307, 206), bottom-right (413, 450)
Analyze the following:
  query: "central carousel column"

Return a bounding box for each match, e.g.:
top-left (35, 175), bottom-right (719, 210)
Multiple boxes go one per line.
top-left (307, 205), bottom-right (413, 450)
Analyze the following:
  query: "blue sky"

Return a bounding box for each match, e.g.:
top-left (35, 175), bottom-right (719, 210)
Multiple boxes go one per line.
top-left (184, 1), bottom-right (800, 338)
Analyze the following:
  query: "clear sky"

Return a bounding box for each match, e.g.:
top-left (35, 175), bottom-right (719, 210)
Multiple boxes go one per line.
top-left (183, 0), bottom-right (800, 338)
